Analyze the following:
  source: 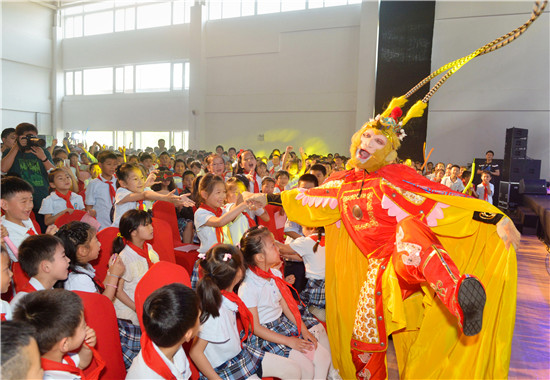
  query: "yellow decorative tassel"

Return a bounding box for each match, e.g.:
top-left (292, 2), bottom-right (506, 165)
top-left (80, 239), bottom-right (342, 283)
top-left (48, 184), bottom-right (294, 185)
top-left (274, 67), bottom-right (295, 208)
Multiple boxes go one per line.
top-left (401, 100), bottom-right (427, 126)
top-left (380, 96), bottom-right (408, 117)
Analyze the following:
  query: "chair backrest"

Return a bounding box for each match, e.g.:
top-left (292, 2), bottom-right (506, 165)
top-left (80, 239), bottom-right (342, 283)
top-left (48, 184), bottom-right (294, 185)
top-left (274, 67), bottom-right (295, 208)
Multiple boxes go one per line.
top-left (147, 217), bottom-right (176, 263)
top-left (152, 201), bottom-right (182, 246)
top-left (92, 227), bottom-right (120, 284)
top-left (75, 291), bottom-right (126, 380)
top-left (134, 261), bottom-right (190, 326)
top-left (55, 210), bottom-right (101, 231)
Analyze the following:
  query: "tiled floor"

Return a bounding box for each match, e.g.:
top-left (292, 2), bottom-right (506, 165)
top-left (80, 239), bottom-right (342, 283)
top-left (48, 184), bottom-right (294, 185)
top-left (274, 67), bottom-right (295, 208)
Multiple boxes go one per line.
top-left (386, 235), bottom-right (550, 379)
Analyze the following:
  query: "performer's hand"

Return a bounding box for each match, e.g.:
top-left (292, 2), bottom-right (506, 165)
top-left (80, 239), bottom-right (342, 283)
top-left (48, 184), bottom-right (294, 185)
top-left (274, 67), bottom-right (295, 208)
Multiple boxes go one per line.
top-left (286, 336), bottom-right (314, 353)
top-left (242, 191), bottom-right (267, 208)
top-left (496, 217), bottom-right (521, 251)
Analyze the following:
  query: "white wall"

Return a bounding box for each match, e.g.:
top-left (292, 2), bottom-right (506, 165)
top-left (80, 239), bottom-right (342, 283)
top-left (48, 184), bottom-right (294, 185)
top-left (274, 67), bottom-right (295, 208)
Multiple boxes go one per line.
top-left (1, 1), bottom-right (53, 133)
top-left (427, 1), bottom-right (550, 178)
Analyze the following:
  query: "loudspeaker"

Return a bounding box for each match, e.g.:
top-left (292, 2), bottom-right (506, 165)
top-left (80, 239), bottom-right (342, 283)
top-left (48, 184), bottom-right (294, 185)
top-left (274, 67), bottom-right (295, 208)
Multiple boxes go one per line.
top-left (498, 181), bottom-right (520, 209)
top-left (519, 179), bottom-right (547, 194)
top-left (504, 127), bottom-right (528, 160)
top-left (503, 159), bottom-right (541, 182)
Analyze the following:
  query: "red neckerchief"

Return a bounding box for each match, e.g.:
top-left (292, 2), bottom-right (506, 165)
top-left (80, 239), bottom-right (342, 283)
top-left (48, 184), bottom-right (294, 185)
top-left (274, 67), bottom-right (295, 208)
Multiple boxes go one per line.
top-left (243, 212), bottom-right (256, 228)
top-left (220, 290), bottom-right (254, 347)
top-left (26, 228), bottom-right (36, 236)
top-left (275, 184), bottom-right (284, 192)
top-left (99, 176), bottom-right (116, 204)
top-left (55, 190), bottom-right (74, 209)
top-left (137, 200), bottom-right (145, 211)
top-left (140, 334), bottom-right (177, 380)
top-left (1, 313), bottom-right (6, 321)
top-left (173, 174), bottom-right (183, 179)
top-left (127, 241), bottom-right (154, 268)
top-left (249, 266), bottom-right (302, 335)
top-left (308, 234), bottom-right (326, 247)
top-left (245, 171), bottom-right (260, 193)
top-left (20, 281), bottom-right (38, 293)
top-left (199, 204), bottom-right (224, 244)
top-left (483, 183), bottom-right (489, 201)
top-left (40, 343), bottom-right (105, 380)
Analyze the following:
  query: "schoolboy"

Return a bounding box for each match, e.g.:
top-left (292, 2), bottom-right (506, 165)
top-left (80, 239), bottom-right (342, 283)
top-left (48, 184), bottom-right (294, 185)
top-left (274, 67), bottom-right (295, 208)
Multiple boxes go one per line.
top-left (181, 170), bottom-right (196, 193)
top-left (173, 159), bottom-right (186, 190)
top-left (139, 153), bottom-right (154, 174)
top-left (10, 235), bottom-right (70, 310)
top-left (441, 164), bottom-right (465, 192)
top-left (126, 283), bottom-right (201, 379)
top-left (85, 150), bottom-right (118, 229)
top-left (1, 127), bottom-right (16, 154)
top-left (158, 151), bottom-right (172, 169)
top-left (13, 289), bottom-right (99, 379)
top-left (39, 168), bottom-right (85, 226)
top-left (189, 161), bottom-right (202, 176)
top-left (274, 170), bottom-right (290, 193)
top-left (1, 321), bottom-right (43, 380)
top-left (476, 171), bottom-right (494, 204)
top-left (310, 163), bottom-right (327, 186)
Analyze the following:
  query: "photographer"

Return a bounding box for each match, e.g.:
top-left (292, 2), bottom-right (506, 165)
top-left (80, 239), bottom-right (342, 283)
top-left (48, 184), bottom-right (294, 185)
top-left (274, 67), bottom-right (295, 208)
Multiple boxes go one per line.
top-left (1, 123), bottom-right (54, 230)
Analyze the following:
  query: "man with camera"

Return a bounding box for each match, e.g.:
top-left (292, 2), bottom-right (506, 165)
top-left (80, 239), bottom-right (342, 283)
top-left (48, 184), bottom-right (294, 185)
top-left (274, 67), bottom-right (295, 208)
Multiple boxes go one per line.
top-left (1, 123), bottom-right (54, 230)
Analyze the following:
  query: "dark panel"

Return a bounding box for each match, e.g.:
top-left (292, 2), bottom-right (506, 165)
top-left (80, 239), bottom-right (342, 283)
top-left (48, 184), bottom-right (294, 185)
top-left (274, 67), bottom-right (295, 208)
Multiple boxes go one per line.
top-left (375, 1), bottom-right (435, 162)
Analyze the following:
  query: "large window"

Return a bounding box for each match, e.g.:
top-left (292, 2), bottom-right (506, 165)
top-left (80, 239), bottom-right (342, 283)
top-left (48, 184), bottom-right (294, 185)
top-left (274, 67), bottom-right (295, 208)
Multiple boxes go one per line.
top-left (65, 62), bottom-right (189, 96)
top-left (62, 0), bottom-right (193, 39)
top-left (70, 130), bottom-right (189, 151)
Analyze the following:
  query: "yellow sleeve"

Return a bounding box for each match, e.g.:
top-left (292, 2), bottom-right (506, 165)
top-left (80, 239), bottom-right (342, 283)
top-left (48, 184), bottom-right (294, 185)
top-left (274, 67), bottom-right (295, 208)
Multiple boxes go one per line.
top-left (281, 188), bottom-right (341, 227)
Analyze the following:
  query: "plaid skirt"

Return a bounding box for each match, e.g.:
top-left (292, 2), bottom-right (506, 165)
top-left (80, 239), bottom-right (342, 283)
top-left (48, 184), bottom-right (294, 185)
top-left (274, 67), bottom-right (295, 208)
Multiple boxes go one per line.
top-left (300, 278), bottom-right (325, 309)
top-left (117, 319), bottom-right (142, 369)
top-left (198, 343), bottom-right (264, 380)
top-left (247, 313), bottom-right (299, 358)
top-left (191, 260), bottom-right (200, 290)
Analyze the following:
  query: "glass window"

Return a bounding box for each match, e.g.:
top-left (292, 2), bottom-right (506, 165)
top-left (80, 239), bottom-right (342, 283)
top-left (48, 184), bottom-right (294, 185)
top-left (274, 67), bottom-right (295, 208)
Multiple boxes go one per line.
top-left (125, 7), bottom-right (136, 30)
top-left (84, 11), bottom-right (114, 36)
top-left (115, 9), bottom-right (125, 31)
top-left (308, 0), bottom-right (324, 9)
top-left (140, 131), bottom-right (170, 150)
top-left (173, 63), bottom-right (183, 90)
top-left (74, 71), bottom-right (83, 95)
top-left (257, 0), bottom-right (280, 15)
top-left (65, 17), bottom-right (74, 39)
top-left (137, 2), bottom-right (171, 29)
top-left (63, 5), bottom-right (83, 15)
top-left (173, 0), bottom-right (185, 24)
top-left (184, 62), bottom-right (190, 90)
top-left (324, 0), bottom-right (348, 7)
top-left (65, 72), bottom-right (74, 96)
top-left (83, 68), bottom-right (113, 95)
top-left (84, 131), bottom-right (114, 148)
top-left (135, 63), bottom-right (170, 93)
top-left (124, 66), bottom-right (134, 93)
top-left (73, 16), bottom-right (83, 37)
top-left (222, 0), bottom-right (241, 19)
top-left (115, 67), bottom-right (124, 93)
top-left (348, 0), bottom-right (362, 3)
top-left (84, 1), bottom-right (114, 12)
top-left (241, 0), bottom-right (255, 16)
top-left (282, 0), bottom-right (305, 12)
top-left (124, 131), bottom-right (133, 148)
top-left (209, 0), bottom-right (222, 20)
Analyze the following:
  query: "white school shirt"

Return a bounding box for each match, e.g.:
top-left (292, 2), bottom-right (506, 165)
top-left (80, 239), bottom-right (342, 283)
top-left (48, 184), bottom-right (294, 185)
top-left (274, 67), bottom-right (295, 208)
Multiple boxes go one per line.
top-left (199, 296), bottom-right (242, 368)
top-left (64, 264), bottom-right (98, 293)
top-left (112, 187), bottom-right (154, 228)
top-left (238, 268), bottom-right (283, 324)
top-left (1, 216), bottom-right (38, 262)
top-left (1, 300), bottom-right (12, 321)
top-left (10, 277), bottom-right (46, 312)
top-left (194, 208), bottom-right (232, 254)
top-left (126, 343), bottom-right (191, 380)
top-left (113, 243), bottom-right (158, 325)
top-left (38, 191), bottom-right (85, 216)
top-left (85, 175), bottom-right (117, 230)
top-left (222, 203), bottom-right (264, 244)
top-left (289, 235), bottom-right (326, 280)
top-left (43, 353), bottom-right (81, 380)
top-left (476, 183), bottom-right (494, 204)
top-left (441, 177), bottom-right (465, 192)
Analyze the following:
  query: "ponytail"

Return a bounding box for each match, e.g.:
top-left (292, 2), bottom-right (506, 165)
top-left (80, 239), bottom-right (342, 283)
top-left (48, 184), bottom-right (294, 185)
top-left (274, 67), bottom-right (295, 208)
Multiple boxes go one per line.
top-left (312, 226), bottom-right (325, 253)
top-left (112, 209), bottom-right (152, 253)
top-left (239, 226), bottom-right (272, 268)
top-left (112, 235), bottom-right (126, 255)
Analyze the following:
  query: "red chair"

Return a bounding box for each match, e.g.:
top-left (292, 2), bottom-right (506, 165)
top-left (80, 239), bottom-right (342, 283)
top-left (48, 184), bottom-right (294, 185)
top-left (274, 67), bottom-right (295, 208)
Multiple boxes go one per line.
top-left (92, 227), bottom-right (120, 284)
top-left (134, 262), bottom-right (198, 379)
top-left (152, 201), bottom-right (183, 247)
top-left (75, 291), bottom-right (126, 380)
top-left (55, 210), bottom-right (101, 231)
top-left (147, 218), bottom-right (176, 263)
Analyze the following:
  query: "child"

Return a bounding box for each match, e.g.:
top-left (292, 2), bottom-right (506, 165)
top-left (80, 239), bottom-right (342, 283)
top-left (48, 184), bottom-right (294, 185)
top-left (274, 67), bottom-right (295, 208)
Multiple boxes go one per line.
top-left (432, 168), bottom-right (445, 183)
top-left (442, 165), bottom-right (465, 192)
top-left (13, 289), bottom-right (100, 379)
top-left (278, 226), bottom-right (326, 322)
top-left (113, 210), bottom-right (158, 326)
top-left (126, 283), bottom-right (200, 379)
top-left (10, 235), bottom-right (70, 310)
top-left (258, 176), bottom-right (286, 243)
top-left (238, 226), bottom-right (332, 380)
top-left (158, 151), bottom-right (172, 169)
top-left (151, 166), bottom-right (177, 194)
top-left (181, 170), bottom-right (196, 193)
top-left (274, 170), bottom-right (290, 194)
top-left (0, 321), bottom-right (43, 380)
top-left (112, 163), bottom-right (193, 228)
top-left (173, 159), bottom-right (187, 191)
top-left (56, 221), bottom-right (141, 369)
top-left (237, 150), bottom-right (262, 193)
top-left (477, 171), bottom-right (494, 204)
top-left (39, 168), bottom-right (85, 226)
top-left (205, 154), bottom-right (226, 178)
top-left (139, 153), bottom-right (154, 174)
top-left (85, 151), bottom-right (119, 229)
top-left (191, 244), bottom-right (302, 380)
top-left (1, 246), bottom-right (14, 321)
top-left (309, 164), bottom-right (327, 186)
top-left (461, 170), bottom-right (477, 197)
top-left (256, 161), bottom-right (268, 179)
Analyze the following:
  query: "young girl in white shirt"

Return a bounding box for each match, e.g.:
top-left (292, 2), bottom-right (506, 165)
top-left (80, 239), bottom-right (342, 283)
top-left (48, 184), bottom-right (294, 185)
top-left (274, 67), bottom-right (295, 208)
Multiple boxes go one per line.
top-left (56, 221), bottom-right (141, 369)
top-left (112, 164), bottom-right (193, 227)
top-left (238, 226), bottom-right (332, 380)
top-left (39, 168), bottom-right (85, 226)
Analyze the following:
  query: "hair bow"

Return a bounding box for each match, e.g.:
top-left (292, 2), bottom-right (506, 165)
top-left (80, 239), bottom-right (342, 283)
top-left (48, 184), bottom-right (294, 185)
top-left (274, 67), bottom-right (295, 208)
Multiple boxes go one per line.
top-left (222, 253), bottom-right (232, 261)
top-left (197, 253), bottom-right (206, 260)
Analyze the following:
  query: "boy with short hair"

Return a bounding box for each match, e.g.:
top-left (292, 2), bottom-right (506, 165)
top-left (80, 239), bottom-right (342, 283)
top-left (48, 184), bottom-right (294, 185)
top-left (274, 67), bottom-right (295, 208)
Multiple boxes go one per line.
top-left (13, 289), bottom-right (100, 379)
top-left (85, 151), bottom-right (118, 229)
top-left (158, 151), bottom-right (172, 169)
top-left (0, 321), bottom-right (43, 380)
top-left (476, 171), bottom-right (494, 204)
top-left (126, 283), bottom-right (201, 379)
top-left (310, 163), bottom-right (327, 186)
top-left (274, 170), bottom-right (290, 193)
top-left (441, 165), bottom-right (465, 192)
top-left (139, 153), bottom-right (154, 174)
top-left (10, 235), bottom-right (70, 310)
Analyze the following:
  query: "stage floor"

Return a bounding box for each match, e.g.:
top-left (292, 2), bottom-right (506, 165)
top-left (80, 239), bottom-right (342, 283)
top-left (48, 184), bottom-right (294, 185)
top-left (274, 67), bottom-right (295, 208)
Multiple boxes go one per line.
top-left (386, 235), bottom-right (550, 379)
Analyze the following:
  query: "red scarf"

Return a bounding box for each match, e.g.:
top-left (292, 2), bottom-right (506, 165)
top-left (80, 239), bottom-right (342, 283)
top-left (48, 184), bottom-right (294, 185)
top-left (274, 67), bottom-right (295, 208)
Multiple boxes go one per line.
top-left (20, 281), bottom-right (38, 293)
top-left (140, 334), bottom-right (177, 380)
top-left (221, 290), bottom-right (254, 347)
top-left (275, 184), bottom-right (284, 192)
top-left (199, 204), bottom-right (225, 244)
top-left (56, 190), bottom-right (74, 209)
top-left (26, 228), bottom-right (36, 236)
top-left (245, 171), bottom-right (260, 193)
top-left (127, 241), bottom-right (154, 268)
top-left (100, 177), bottom-right (116, 204)
top-left (243, 212), bottom-right (256, 228)
top-left (483, 183), bottom-right (489, 201)
top-left (1, 313), bottom-right (6, 321)
top-left (249, 266), bottom-right (302, 335)
top-left (309, 234), bottom-right (326, 247)
top-left (40, 343), bottom-right (105, 380)
top-left (137, 200), bottom-right (146, 211)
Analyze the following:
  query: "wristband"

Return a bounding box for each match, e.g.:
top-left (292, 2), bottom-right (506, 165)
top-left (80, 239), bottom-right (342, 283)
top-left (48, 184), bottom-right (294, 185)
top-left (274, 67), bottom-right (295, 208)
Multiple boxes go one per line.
top-left (41, 157), bottom-right (49, 162)
top-left (107, 273), bottom-right (120, 278)
top-left (106, 283), bottom-right (118, 289)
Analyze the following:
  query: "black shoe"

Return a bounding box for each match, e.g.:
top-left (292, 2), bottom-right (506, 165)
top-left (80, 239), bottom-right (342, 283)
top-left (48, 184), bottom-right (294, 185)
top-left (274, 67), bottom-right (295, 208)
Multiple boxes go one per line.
top-left (457, 276), bottom-right (486, 336)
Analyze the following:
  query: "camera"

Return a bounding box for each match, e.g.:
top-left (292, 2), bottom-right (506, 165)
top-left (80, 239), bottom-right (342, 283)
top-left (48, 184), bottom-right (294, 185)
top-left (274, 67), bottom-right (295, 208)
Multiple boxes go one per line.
top-left (22, 135), bottom-right (46, 149)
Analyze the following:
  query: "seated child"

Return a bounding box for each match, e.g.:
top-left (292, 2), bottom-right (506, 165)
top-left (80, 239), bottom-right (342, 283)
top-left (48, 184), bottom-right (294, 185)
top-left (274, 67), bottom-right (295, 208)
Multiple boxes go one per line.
top-left (172, 160), bottom-right (187, 191)
top-left (10, 235), bottom-right (70, 311)
top-left (273, 170), bottom-right (290, 194)
top-left (126, 283), bottom-right (200, 379)
top-left (13, 289), bottom-right (100, 379)
top-left (461, 170), bottom-right (477, 197)
top-left (1, 246), bottom-right (14, 320)
top-left (113, 210), bottom-right (159, 326)
top-left (39, 168), bottom-right (85, 226)
top-left (476, 171), bottom-right (494, 204)
top-left (0, 321), bottom-right (43, 380)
